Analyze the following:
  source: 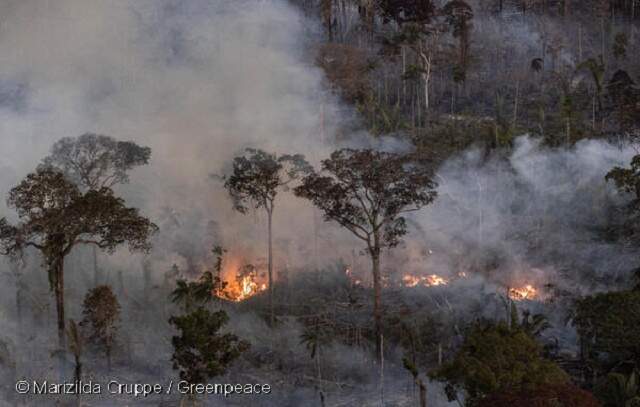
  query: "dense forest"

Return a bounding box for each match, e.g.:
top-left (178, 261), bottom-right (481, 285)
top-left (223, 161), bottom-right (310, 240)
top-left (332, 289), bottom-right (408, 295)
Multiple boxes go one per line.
top-left (0, 0), bottom-right (639, 406)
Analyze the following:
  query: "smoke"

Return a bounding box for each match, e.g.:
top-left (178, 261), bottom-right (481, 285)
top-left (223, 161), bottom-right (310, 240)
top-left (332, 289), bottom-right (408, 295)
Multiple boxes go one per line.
top-left (0, 0), bottom-right (638, 405)
top-left (0, 0), bottom-right (352, 273)
top-left (410, 136), bottom-right (636, 291)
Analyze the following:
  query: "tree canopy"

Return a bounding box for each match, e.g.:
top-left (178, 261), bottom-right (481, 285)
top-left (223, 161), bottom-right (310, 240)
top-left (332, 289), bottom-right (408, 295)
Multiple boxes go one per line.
top-left (295, 148), bottom-right (436, 250)
top-left (223, 148), bottom-right (310, 214)
top-left (39, 133), bottom-right (151, 190)
top-left (169, 308), bottom-right (250, 384)
top-left (431, 321), bottom-right (569, 405)
top-left (574, 290), bottom-right (640, 372)
top-left (0, 167), bottom-right (157, 348)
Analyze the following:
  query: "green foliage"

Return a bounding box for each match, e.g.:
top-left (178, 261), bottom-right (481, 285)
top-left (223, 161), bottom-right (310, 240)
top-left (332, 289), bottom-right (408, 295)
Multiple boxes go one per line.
top-left (402, 356), bottom-right (419, 378)
top-left (0, 169), bottom-right (157, 285)
top-left (169, 307), bottom-right (249, 384)
top-left (356, 93), bottom-right (409, 135)
top-left (577, 56), bottom-right (605, 99)
top-left (613, 33), bottom-right (629, 60)
top-left (574, 290), bottom-right (640, 371)
top-left (606, 155), bottom-right (640, 200)
top-left (597, 370), bottom-right (640, 407)
top-left (431, 321), bottom-right (568, 405)
top-left (386, 312), bottom-right (451, 367)
top-left (519, 310), bottom-right (551, 339)
top-left (300, 320), bottom-right (332, 360)
top-left (170, 268), bottom-right (224, 313)
top-left (81, 285), bottom-right (121, 370)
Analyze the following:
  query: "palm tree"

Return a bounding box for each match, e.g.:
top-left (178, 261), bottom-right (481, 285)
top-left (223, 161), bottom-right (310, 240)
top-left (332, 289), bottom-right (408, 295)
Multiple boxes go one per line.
top-left (601, 370), bottom-right (640, 407)
top-left (300, 320), bottom-right (330, 407)
top-left (170, 269), bottom-right (220, 313)
top-left (520, 310), bottom-right (551, 338)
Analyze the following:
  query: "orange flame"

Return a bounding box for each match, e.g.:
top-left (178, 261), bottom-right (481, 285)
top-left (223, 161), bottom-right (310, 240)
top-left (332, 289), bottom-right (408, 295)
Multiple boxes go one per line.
top-left (215, 257), bottom-right (267, 302)
top-left (509, 284), bottom-right (538, 301)
top-left (402, 274), bottom-right (449, 287)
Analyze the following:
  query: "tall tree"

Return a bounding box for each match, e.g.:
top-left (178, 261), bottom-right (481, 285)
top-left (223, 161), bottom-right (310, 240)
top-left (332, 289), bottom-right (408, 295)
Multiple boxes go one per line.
top-left (222, 148), bottom-right (310, 326)
top-left (607, 70), bottom-right (639, 131)
top-left (382, 1), bottom-right (442, 118)
top-left (0, 168), bottom-right (157, 352)
top-left (443, 0), bottom-right (474, 83)
top-left (40, 133), bottom-right (152, 286)
top-left (294, 149), bottom-right (437, 359)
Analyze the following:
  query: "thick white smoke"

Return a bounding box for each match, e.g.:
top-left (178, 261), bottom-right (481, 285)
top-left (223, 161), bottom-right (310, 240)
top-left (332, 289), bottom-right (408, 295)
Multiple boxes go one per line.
top-left (0, 0), bottom-right (354, 276)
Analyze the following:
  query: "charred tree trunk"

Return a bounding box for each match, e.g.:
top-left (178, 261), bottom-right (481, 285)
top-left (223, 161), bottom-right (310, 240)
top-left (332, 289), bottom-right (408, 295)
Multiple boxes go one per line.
top-left (106, 346), bottom-right (112, 373)
top-left (370, 232), bottom-right (382, 362)
top-left (50, 254), bottom-right (67, 378)
top-left (73, 355), bottom-right (82, 383)
top-left (322, 0), bottom-right (334, 42)
top-left (54, 257), bottom-right (66, 351)
top-left (93, 245), bottom-right (99, 287)
top-left (267, 206), bottom-right (275, 326)
top-left (418, 377), bottom-right (427, 407)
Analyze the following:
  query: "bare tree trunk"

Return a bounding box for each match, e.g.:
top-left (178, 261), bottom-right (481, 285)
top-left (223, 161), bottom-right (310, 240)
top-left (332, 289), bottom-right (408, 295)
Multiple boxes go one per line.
top-left (73, 355), bottom-right (82, 383)
top-left (93, 245), bottom-right (99, 287)
top-left (601, 17), bottom-right (606, 59)
top-left (52, 256), bottom-right (67, 378)
top-left (419, 51), bottom-right (432, 119)
top-left (513, 80), bottom-right (519, 127)
top-left (402, 45), bottom-right (406, 103)
top-left (371, 235), bottom-right (382, 362)
top-left (418, 378), bottom-right (427, 407)
top-left (54, 258), bottom-right (66, 351)
top-left (380, 333), bottom-right (384, 406)
top-left (578, 24), bottom-right (583, 61)
top-left (592, 95), bottom-right (596, 130)
top-left (268, 207), bottom-right (275, 326)
top-left (12, 262), bottom-right (24, 336)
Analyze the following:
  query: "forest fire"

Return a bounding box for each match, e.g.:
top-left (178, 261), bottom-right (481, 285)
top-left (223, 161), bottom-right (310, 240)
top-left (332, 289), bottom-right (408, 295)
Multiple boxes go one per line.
top-left (509, 284), bottom-right (538, 301)
top-left (215, 258), bottom-right (267, 302)
top-left (402, 273), bottom-right (449, 287)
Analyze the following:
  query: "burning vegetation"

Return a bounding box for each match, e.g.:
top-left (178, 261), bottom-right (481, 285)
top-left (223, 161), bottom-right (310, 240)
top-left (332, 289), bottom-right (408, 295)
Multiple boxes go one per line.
top-left (215, 261), bottom-right (267, 302)
top-left (508, 284), bottom-right (539, 301)
top-left (402, 273), bottom-right (449, 287)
